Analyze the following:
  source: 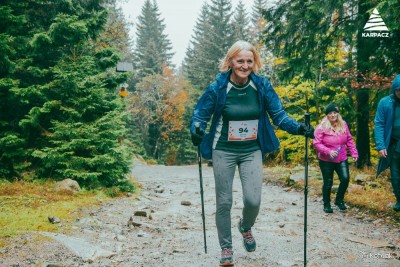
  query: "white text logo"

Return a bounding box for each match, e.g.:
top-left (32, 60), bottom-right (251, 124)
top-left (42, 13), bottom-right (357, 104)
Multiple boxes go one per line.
top-left (362, 8), bottom-right (390, 38)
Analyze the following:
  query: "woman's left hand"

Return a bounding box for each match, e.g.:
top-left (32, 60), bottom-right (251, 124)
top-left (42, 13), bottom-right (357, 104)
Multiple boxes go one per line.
top-left (352, 157), bottom-right (358, 162)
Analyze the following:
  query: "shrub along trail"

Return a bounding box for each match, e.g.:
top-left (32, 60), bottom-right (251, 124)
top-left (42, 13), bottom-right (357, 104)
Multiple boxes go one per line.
top-left (1, 159), bottom-right (400, 266)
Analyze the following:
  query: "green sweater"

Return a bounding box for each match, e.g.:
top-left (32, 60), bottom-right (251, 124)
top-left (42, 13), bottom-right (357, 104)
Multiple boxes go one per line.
top-left (214, 79), bottom-right (261, 153)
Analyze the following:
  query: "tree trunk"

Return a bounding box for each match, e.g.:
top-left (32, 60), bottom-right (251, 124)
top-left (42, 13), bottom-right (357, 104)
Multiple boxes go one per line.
top-left (356, 89), bottom-right (371, 167)
top-left (355, 0), bottom-right (373, 168)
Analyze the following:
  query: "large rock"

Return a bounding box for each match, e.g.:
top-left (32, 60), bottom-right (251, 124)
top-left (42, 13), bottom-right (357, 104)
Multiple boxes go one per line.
top-left (54, 178), bottom-right (81, 193)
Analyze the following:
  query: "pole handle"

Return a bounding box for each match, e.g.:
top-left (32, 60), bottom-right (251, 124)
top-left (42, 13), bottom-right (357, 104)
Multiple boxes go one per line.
top-left (194, 122), bottom-right (201, 135)
top-left (304, 113), bottom-right (310, 128)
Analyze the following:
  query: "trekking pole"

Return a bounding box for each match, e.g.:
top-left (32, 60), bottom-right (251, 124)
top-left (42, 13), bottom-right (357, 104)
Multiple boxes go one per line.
top-left (303, 113), bottom-right (310, 267)
top-left (194, 123), bottom-right (207, 254)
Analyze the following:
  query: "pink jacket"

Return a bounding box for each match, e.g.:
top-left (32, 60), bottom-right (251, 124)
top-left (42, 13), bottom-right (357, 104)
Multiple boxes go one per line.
top-left (313, 120), bottom-right (358, 163)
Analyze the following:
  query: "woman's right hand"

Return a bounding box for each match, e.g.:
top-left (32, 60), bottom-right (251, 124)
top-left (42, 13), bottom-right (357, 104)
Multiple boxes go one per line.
top-left (378, 149), bottom-right (387, 158)
top-left (329, 150), bottom-right (339, 158)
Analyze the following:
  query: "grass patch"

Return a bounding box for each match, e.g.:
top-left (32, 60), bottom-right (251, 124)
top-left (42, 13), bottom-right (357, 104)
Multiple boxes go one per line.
top-left (0, 179), bottom-right (127, 247)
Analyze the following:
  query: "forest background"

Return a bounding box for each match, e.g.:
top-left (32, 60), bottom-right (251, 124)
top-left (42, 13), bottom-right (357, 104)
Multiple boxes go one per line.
top-left (0, 0), bottom-right (400, 191)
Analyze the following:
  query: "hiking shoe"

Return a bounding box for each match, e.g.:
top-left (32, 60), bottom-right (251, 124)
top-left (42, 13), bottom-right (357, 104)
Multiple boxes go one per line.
top-left (394, 202), bottom-right (400, 212)
top-left (220, 248), bottom-right (234, 266)
top-left (334, 200), bottom-right (347, 211)
top-left (238, 219), bottom-right (256, 252)
top-left (323, 205), bottom-right (333, 213)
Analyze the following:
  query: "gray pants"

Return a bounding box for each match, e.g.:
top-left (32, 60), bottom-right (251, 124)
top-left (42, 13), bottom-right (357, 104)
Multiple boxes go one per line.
top-left (212, 149), bottom-right (263, 249)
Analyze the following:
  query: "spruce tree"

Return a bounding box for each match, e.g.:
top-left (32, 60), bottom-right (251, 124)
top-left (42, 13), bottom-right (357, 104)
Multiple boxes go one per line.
top-left (0, 1), bottom-right (133, 189)
top-left (207, 0), bottom-right (234, 69)
top-left (249, 0), bottom-right (274, 79)
top-left (100, 0), bottom-right (133, 60)
top-left (133, 0), bottom-right (174, 80)
top-left (232, 1), bottom-right (250, 42)
top-left (183, 3), bottom-right (211, 90)
top-left (250, 0), bottom-right (267, 26)
top-left (0, 1), bottom-right (27, 177)
top-left (250, 0), bottom-right (267, 39)
top-left (184, 0), bottom-right (234, 91)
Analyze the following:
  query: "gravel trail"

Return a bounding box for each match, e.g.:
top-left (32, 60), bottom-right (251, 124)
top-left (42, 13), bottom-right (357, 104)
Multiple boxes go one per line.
top-left (1, 159), bottom-right (399, 267)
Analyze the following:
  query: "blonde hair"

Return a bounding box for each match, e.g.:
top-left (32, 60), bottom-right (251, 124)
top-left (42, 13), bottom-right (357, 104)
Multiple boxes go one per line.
top-left (319, 114), bottom-right (346, 134)
top-left (219, 40), bottom-right (263, 73)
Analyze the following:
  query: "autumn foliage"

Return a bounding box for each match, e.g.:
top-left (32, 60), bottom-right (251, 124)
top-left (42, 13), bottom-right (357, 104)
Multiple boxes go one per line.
top-left (128, 66), bottom-right (190, 164)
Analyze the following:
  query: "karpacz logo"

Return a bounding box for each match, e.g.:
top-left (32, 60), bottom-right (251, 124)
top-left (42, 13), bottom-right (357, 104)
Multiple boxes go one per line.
top-left (362, 32), bottom-right (389, 38)
top-left (362, 8), bottom-right (390, 38)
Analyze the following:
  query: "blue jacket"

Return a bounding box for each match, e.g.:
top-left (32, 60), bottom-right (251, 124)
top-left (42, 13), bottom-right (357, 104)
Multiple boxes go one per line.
top-left (190, 71), bottom-right (301, 160)
top-left (374, 94), bottom-right (395, 177)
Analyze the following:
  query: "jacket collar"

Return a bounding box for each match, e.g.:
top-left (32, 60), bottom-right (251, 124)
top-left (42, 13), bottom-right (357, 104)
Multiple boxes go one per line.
top-left (215, 71), bottom-right (230, 88)
top-left (250, 72), bottom-right (261, 84)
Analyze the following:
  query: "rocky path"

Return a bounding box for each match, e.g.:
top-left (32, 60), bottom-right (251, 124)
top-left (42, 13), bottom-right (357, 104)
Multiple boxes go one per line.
top-left (1, 160), bottom-right (400, 267)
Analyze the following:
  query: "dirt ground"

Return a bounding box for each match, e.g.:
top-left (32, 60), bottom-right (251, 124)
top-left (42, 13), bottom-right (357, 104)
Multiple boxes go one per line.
top-left (1, 159), bottom-right (400, 267)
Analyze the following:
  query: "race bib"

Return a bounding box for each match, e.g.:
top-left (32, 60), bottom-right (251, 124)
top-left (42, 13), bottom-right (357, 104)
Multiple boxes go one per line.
top-left (228, 120), bottom-right (258, 141)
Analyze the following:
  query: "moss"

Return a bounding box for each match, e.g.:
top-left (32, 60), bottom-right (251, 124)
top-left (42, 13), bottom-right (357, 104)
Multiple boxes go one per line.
top-left (0, 179), bottom-right (117, 245)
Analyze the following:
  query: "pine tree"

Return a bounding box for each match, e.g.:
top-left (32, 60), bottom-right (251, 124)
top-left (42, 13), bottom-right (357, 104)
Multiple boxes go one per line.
top-left (0, 2), bottom-right (27, 177)
top-left (207, 0), bottom-right (234, 68)
top-left (183, 3), bottom-right (211, 90)
top-left (251, 0), bottom-right (267, 25)
top-left (29, 55), bottom-right (131, 188)
top-left (99, 0), bottom-right (133, 59)
top-left (183, 0), bottom-right (235, 91)
top-left (248, 0), bottom-right (273, 79)
top-left (133, 0), bottom-right (174, 80)
top-left (231, 1), bottom-right (250, 42)
top-left (0, 1), bottom-right (133, 189)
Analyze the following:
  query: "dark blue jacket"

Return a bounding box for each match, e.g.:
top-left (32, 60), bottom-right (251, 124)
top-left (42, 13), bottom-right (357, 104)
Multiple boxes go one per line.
top-left (190, 71), bottom-right (301, 160)
top-left (374, 94), bottom-right (395, 177)
top-left (374, 74), bottom-right (400, 177)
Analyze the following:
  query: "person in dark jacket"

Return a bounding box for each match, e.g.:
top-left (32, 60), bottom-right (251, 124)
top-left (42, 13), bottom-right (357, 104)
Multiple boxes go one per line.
top-left (189, 40), bottom-right (314, 266)
top-left (374, 74), bottom-right (400, 212)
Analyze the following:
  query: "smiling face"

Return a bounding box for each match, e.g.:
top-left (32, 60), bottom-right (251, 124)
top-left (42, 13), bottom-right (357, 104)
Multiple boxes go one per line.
top-left (230, 50), bottom-right (254, 85)
top-left (327, 111), bottom-right (338, 123)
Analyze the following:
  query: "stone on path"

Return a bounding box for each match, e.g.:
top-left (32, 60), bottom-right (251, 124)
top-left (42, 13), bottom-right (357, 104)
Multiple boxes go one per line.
top-left (180, 200), bottom-right (191, 206)
top-left (48, 216), bottom-right (61, 224)
top-left (134, 210), bottom-right (147, 217)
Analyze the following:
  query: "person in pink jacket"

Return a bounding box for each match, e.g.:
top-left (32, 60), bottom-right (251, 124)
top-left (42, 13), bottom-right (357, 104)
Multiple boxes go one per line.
top-left (313, 103), bottom-right (359, 213)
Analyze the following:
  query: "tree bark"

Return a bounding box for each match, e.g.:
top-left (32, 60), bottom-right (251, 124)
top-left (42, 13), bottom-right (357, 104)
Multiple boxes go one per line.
top-left (355, 0), bottom-right (373, 168)
top-left (356, 89), bottom-right (371, 167)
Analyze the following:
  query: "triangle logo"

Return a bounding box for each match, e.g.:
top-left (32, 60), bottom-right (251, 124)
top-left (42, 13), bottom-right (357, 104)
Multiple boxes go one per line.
top-left (363, 8), bottom-right (389, 31)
